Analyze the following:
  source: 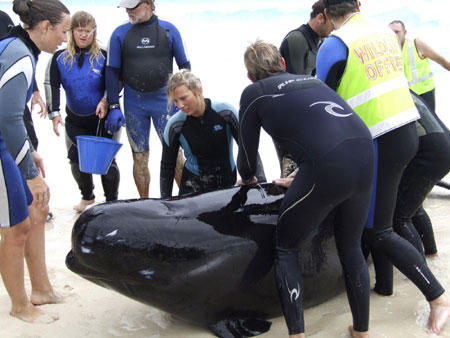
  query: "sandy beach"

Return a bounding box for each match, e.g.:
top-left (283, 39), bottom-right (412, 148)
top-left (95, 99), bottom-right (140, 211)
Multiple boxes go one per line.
top-left (0, 105), bottom-right (449, 337)
top-left (0, 178), bottom-right (449, 338)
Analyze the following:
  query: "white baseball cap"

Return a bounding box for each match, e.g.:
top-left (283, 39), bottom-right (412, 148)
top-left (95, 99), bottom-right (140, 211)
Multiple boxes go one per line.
top-left (118, 0), bottom-right (141, 9)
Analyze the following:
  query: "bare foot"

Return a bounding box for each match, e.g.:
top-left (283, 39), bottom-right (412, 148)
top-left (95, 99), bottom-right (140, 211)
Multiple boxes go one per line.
top-left (349, 325), bottom-right (369, 338)
top-left (31, 290), bottom-right (63, 306)
top-left (73, 199), bottom-right (95, 213)
top-left (428, 293), bottom-right (450, 334)
top-left (11, 303), bottom-right (59, 324)
top-left (426, 252), bottom-right (438, 258)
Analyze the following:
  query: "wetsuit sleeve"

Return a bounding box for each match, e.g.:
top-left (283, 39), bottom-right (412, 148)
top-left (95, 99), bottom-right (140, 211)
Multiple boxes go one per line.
top-left (316, 36), bottom-right (348, 91)
top-left (237, 84), bottom-right (263, 182)
top-left (0, 44), bottom-right (38, 179)
top-left (280, 31), bottom-right (309, 74)
top-left (0, 11), bottom-right (14, 37)
top-left (44, 50), bottom-right (63, 113)
top-left (105, 66), bottom-right (121, 105)
top-left (160, 115), bottom-right (183, 198)
top-left (164, 21), bottom-right (191, 70)
top-left (106, 28), bottom-right (123, 104)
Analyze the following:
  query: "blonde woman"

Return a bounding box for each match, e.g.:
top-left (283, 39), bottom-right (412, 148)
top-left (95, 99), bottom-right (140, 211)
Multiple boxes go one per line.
top-left (45, 11), bottom-right (120, 212)
top-left (161, 69), bottom-right (265, 197)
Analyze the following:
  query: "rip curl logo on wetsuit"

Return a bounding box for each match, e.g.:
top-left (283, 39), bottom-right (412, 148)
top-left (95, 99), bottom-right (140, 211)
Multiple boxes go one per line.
top-left (286, 280), bottom-right (300, 303)
top-left (309, 101), bottom-right (353, 118)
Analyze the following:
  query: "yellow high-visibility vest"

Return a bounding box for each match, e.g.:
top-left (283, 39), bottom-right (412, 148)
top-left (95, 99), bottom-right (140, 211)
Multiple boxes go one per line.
top-left (402, 38), bottom-right (435, 95)
top-left (333, 13), bottom-right (419, 138)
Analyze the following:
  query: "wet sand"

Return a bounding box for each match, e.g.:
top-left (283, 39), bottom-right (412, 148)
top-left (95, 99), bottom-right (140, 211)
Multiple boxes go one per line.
top-left (0, 110), bottom-right (449, 337)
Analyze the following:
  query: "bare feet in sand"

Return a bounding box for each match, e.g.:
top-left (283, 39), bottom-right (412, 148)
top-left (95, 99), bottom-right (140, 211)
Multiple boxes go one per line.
top-left (73, 199), bottom-right (95, 213)
top-left (349, 325), bottom-right (369, 337)
top-left (428, 293), bottom-right (450, 334)
top-left (30, 290), bottom-right (63, 306)
top-left (11, 303), bottom-right (59, 324)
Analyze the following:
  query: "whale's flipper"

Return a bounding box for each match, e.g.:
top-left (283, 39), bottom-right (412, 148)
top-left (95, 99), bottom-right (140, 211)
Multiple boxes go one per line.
top-left (209, 317), bottom-right (272, 338)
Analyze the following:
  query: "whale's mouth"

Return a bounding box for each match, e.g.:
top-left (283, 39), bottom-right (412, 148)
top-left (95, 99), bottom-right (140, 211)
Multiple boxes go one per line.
top-left (65, 250), bottom-right (106, 279)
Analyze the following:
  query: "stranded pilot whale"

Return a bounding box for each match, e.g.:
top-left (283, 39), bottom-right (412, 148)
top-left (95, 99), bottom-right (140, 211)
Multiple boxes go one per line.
top-left (66, 183), bottom-right (345, 338)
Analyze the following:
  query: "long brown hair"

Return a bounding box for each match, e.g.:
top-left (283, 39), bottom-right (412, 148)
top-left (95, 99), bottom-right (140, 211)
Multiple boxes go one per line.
top-left (63, 11), bottom-right (102, 69)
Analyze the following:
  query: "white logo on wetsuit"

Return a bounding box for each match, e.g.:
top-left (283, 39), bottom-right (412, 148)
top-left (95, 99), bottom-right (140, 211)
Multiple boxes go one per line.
top-left (141, 37), bottom-right (150, 45)
top-left (286, 280), bottom-right (300, 303)
top-left (309, 101), bottom-right (352, 117)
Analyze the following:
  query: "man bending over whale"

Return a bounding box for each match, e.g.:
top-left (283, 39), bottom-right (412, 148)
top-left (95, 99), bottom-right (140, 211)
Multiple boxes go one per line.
top-left (237, 40), bottom-right (374, 338)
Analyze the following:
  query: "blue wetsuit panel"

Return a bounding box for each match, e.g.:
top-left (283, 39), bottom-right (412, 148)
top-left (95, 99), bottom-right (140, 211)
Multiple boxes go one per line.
top-left (52, 50), bottom-right (106, 115)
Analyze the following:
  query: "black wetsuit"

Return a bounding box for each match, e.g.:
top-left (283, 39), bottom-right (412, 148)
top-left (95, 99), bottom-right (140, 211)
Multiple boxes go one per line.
top-left (317, 35), bottom-right (446, 303)
top-left (161, 99), bottom-right (238, 197)
top-left (161, 99), bottom-right (266, 197)
top-left (279, 23), bottom-right (322, 76)
top-left (238, 72), bottom-right (374, 334)
top-left (372, 92), bottom-right (450, 295)
top-left (276, 24), bottom-right (323, 178)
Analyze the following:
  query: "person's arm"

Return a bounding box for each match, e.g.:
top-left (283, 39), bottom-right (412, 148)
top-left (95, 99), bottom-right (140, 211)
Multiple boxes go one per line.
top-left (0, 48), bottom-right (38, 180)
top-left (316, 36), bottom-right (348, 91)
top-left (415, 38), bottom-right (450, 71)
top-left (31, 89), bottom-right (47, 118)
top-left (165, 21), bottom-right (191, 70)
top-left (105, 32), bottom-right (125, 134)
top-left (106, 28), bottom-right (124, 105)
top-left (237, 85), bottom-right (263, 184)
top-left (280, 31), bottom-right (309, 75)
top-left (160, 120), bottom-right (181, 198)
top-left (44, 50), bottom-right (64, 136)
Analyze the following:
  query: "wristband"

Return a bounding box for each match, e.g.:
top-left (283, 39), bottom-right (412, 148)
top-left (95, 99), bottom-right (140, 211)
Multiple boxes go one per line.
top-left (109, 103), bottom-right (120, 110)
top-left (48, 111), bottom-right (61, 120)
top-left (100, 98), bottom-right (108, 106)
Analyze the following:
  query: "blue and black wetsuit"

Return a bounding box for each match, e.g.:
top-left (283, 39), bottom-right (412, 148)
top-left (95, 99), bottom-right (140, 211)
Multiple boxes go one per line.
top-left (0, 26), bottom-right (37, 227)
top-left (160, 99), bottom-right (238, 197)
top-left (1, 14), bottom-right (39, 149)
top-left (238, 72), bottom-right (374, 334)
top-left (106, 15), bottom-right (190, 152)
top-left (161, 99), bottom-right (266, 197)
top-left (317, 35), bottom-right (445, 301)
top-left (45, 47), bottom-right (120, 201)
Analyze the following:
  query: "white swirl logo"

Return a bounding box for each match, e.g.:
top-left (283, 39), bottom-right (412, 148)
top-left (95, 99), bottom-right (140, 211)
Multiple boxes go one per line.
top-left (310, 101), bottom-right (352, 117)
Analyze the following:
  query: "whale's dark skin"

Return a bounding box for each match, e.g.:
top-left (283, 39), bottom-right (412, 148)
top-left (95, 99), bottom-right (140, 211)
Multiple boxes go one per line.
top-left (66, 183), bottom-right (344, 338)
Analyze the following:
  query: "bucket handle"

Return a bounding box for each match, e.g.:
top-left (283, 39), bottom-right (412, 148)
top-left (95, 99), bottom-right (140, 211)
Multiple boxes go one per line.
top-left (96, 118), bottom-right (103, 137)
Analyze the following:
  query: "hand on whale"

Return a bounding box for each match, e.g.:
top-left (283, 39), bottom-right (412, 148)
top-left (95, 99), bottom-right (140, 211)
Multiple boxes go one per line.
top-left (66, 183), bottom-right (344, 338)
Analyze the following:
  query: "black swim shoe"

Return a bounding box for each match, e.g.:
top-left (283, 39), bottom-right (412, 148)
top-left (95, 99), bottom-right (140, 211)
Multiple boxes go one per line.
top-left (46, 211), bottom-right (54, 222)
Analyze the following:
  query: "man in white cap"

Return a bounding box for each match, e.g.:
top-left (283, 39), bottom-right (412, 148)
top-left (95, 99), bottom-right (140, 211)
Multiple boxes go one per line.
top-left (105, 0), bottom-right (190, 198)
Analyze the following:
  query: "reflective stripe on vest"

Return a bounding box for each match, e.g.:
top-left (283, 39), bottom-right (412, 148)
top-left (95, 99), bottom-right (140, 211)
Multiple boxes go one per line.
top-left (402, 39), bottom-right (435, 95)
top-left (333, 14), bottom-right (419, 138)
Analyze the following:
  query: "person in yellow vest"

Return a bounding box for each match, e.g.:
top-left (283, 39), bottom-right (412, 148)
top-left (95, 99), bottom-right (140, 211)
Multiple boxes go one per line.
top-left (389, 20), bottom-right (450, 114)
top-left (316, 0), bottom-right (450, 335)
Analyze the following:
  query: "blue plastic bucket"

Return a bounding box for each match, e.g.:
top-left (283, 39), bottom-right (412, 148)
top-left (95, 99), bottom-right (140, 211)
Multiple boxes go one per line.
top-left (76, 135), bottom-right (122, 175)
